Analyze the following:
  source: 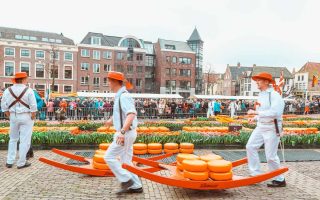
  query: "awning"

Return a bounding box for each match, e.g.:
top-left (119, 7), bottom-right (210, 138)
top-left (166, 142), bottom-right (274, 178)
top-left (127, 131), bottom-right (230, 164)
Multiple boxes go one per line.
top-left (76, 92), bottom-right (183, 99)
top-left (190, 95), bottom-right (294, 101)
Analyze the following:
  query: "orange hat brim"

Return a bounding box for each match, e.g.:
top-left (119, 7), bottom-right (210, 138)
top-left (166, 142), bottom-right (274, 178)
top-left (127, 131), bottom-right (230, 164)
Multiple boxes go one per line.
top-left (252, 75), bottom-right (275, 84)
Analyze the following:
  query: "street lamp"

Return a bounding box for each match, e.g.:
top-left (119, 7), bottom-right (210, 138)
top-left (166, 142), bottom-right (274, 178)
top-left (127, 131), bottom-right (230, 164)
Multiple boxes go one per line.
top-left (87, 74), bottom-right (90, 92)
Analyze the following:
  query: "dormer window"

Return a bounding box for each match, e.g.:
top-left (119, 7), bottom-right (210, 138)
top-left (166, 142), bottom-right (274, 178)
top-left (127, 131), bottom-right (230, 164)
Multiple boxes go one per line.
top-left (165, 45), bottom-right (176, 50)
top-left (91, 36), bottom-right (101, 45)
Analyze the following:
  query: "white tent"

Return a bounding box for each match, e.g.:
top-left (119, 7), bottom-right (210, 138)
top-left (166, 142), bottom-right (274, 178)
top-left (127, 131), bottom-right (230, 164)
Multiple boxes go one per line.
top-left (190, 95), bottom-right (294, 102)
top-left (77, 92), bottom-right (183, 99)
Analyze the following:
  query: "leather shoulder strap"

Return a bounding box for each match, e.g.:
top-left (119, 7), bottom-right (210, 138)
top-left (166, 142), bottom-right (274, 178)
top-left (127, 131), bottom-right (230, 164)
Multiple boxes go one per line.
top-left (8, 86), bottom-right (30, 109)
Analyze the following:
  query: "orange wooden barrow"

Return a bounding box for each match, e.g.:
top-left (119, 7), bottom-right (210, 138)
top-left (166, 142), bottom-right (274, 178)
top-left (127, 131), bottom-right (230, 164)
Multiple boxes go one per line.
top-left (122, 157), bottom-right (289, 190)
top-left (39, 148), bottom-right (173, 177)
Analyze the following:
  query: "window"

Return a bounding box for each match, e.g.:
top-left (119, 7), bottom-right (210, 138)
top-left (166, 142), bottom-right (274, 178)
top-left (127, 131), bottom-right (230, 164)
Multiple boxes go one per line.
top-left (301, 75), bottom-right (304, 81)
top-left (4, 83), bottom-right (13, 88)
top-left (93, 77), bottom-right (100, 86)
top-left (145, 55), bottom-right (154, 67)
top-left (127, 65), bottom-right (134, 74)
top-left (15, 35), bottom-right (23, 40)
top-left (103, 51), bottom-right (112, 59)
top-left (64, 52), bottom-right (73, 61)
top-left (36, 64), bottom-right (45, 78)
top-left (103, 78), bottom-right (108, 86)
top-left (116, 52), bottom-right (123, 60)
top-left (171, 68), bottom-right (176, 76)
top-left (166, 80), bottom-right (176, 90)
top-left (93, 63), bottom-right (100, 73)
top-left (136, 54), bottom-right (143, 61)
top-left (50, 65), bottom-right (59, 79)
top-left (116, 65), bottom-right (124, 72)
top-left (127, 53), bottom-right (133, 61)
top-left (81, 49), bottom-right (90, 57)
top-left (5, 62), bottom-right (14, 76)
top-left (179, 81), bottom-right (191, 90)
top-left (136, 79), bottom-right (142, 88)
top-left (20, 63), bottom-right (30, 76)
top-left (63, 85), bottom-right (72, 93)
top-left (172, 56), bottom-right (177, 63)
top-left (93, 50), bottom-right (100, 60)
top-left (298, 76), bottom-right (300, 81)
top-left (137, 66), bottom-right (143, 73)
top-left (36, 50), bottom-right (45, 59)
top-left (52, 85), bottom-right (59, 92)
top-left (166, 56), bottom-right (171, 62)
top-left (248, 84), bottom-right (251, 91)
top-left (179, 57), bottom-right (192, 64)
top-left (81, 63), bottom-right (89, 70)
top-left (42, 37), bottom-right (49, 42)
top-left (80, 77), bottom-right (89, 85)
top-left (165, 45), bottom-right (175, 50)
top-left (91, 36), bottom-right (101, 45)
top-left (5, 48), bottom-right (15, 56)
top-left (179, 69), bottom-right (191, 76)
top-left (104, 64), bottom-right (111, 72)
top-left (35, 84), bottom-right (45, 91)
top-left (166, 68), bottom-right (171, 75)
top-left (64, 66), bottom-right (72, 79)
top-left (21, 49), bottom-right (30, 57)
top-left (50, 51), bottom-right (59, 60)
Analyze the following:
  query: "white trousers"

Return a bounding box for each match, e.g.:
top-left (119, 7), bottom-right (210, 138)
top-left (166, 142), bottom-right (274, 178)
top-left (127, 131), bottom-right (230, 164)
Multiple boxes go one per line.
top-left (104, 130), bottom-right (142, 189)
top-left (230, 108), bottom-right (235, 118)
top-left (246, 124), bottom-right (284, 182)
top-left (7, 113), bottom-right (34, 167)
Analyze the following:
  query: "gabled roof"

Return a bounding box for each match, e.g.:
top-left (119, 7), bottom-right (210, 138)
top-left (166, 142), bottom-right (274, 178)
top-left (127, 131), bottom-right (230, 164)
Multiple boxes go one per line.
top-left (188, 27), bottom-right (202, 41)
top-left (228, 66), bottom-right (252, 81)
top-left (158, 39), bottom-right (193, 52)
top-left (298, 62), bottom-right (320, 80)
top-left (252, 66), bottom-right (293, 78)
top-left (80, 32), bottom-right (122, 46)
top-left (0, 26), bottom-right (74, 45)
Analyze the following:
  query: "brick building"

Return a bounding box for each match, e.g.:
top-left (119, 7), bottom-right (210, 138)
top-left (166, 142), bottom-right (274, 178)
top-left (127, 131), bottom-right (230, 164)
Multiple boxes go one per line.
top-left (78, 28), bottom-right (202, 97)
top-left (0, 27), bottom-right (77, 93)
top-left (223, 63), bottom-right (252, 95)
top-left (154, 39), bottom-right (196, 98)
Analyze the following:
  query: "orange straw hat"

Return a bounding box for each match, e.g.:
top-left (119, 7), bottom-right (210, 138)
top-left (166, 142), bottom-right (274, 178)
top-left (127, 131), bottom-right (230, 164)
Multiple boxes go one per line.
top-left (252, 72), bottom-right (275, 84)
top-left (107, 71), bottom-right (133, 90)
top-left (11, 72), bottom-right (28, 83)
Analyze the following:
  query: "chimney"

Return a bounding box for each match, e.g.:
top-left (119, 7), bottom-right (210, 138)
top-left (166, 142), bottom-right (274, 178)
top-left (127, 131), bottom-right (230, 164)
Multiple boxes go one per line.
top-left (253, 64), bottom-right (256, 67)
top-left (60, 33), bottom-right (64, 36)
top-left (237, 62), bottom-right (240, 67)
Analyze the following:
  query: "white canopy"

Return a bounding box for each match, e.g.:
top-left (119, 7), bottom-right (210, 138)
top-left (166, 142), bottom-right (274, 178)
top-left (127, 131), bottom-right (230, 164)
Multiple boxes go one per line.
top-left (190, 95), bottom-right (294, 102)
top-left (77, 92), bottom-right (183, 99)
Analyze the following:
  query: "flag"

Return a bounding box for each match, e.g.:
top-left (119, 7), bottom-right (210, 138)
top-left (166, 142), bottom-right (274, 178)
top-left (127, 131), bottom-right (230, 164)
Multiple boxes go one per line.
top-left (312, 75), bottom-right (318, 87)
top-left (273, 70), bottom-right (284, 95)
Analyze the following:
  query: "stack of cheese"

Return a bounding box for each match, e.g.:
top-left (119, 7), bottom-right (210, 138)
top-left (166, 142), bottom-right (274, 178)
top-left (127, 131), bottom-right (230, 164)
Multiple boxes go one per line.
top-left (207, 159), bottom-right (233, 181)
top-left (179, 143), bottom-right (194, 154)
top-left (133, 143), bottom-right (148, 155)
top-left (147, 143), bottom-right (162, 154)
top-left (164, 143), bottom-right (179, 154)
top-left (182, 159), bottom-right (209, 181)
top-left (176, 153), bottom-right (199, 171)
top-left (92, 143), bottom-right (110, 170)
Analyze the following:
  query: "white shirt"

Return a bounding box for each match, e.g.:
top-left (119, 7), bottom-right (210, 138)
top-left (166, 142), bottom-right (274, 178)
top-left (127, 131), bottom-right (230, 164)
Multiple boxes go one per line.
top-left (1, 84), bottom-right (37, 113)
top-left (255, 87), bottom-right (284, 124)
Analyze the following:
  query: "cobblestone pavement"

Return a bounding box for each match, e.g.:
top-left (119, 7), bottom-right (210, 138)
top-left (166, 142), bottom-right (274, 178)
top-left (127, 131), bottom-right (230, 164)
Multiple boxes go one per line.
top-left (0, 149), bottom-right (320, 200)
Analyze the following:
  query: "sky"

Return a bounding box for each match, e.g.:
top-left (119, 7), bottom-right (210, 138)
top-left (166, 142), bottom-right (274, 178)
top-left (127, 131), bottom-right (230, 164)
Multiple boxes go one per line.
top-left (1, 0), bottom-right (320, 73)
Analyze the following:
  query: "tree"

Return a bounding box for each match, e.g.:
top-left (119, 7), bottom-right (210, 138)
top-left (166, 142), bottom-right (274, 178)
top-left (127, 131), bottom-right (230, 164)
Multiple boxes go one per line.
top-left (204, 64), bottom-right (217, 95)
top-left (42, 44), bottom-right (59, 93)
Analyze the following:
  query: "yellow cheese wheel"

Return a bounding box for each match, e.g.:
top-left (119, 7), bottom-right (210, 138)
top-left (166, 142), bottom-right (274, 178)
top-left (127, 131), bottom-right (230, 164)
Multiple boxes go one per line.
top-left (92, 161), bottom-right (109, 170)
top-left (164, 149), bottom-right (180, 154)
top-left (133, 143), bottom-right (147, 150)
top-left (207, 160), bottom-right (232, 173)
top-left (134, 149), bottom-right (148, 155)
top-left (200, 154), bottom-right (223, 162)
top-left (176, 153), bottom-right (199, 163)
top-left (179, 143), bottom-right (194, 149)
top-left (209, 171), bottom-right (233, 181)
top-left (184, 170), bottom-right (209, 181)
top-left (147, 149), bottom-right (163, 154)
top-left (164, 143), bottom-right (179, 150)
top-left (179, 148), bottom-right (194, 154)
top-left (147, 143), bottom-right (162, 150)
top-left (95, 150), bottom-right (106, 155)
top-left (99, 143), bottom-right (110, 150)
top-left (182, 159), bottom-right (208, 172)
top-left (93, 154), bottom-right (106, 164)
top-left (177, 161), bottom-right (184, 171)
